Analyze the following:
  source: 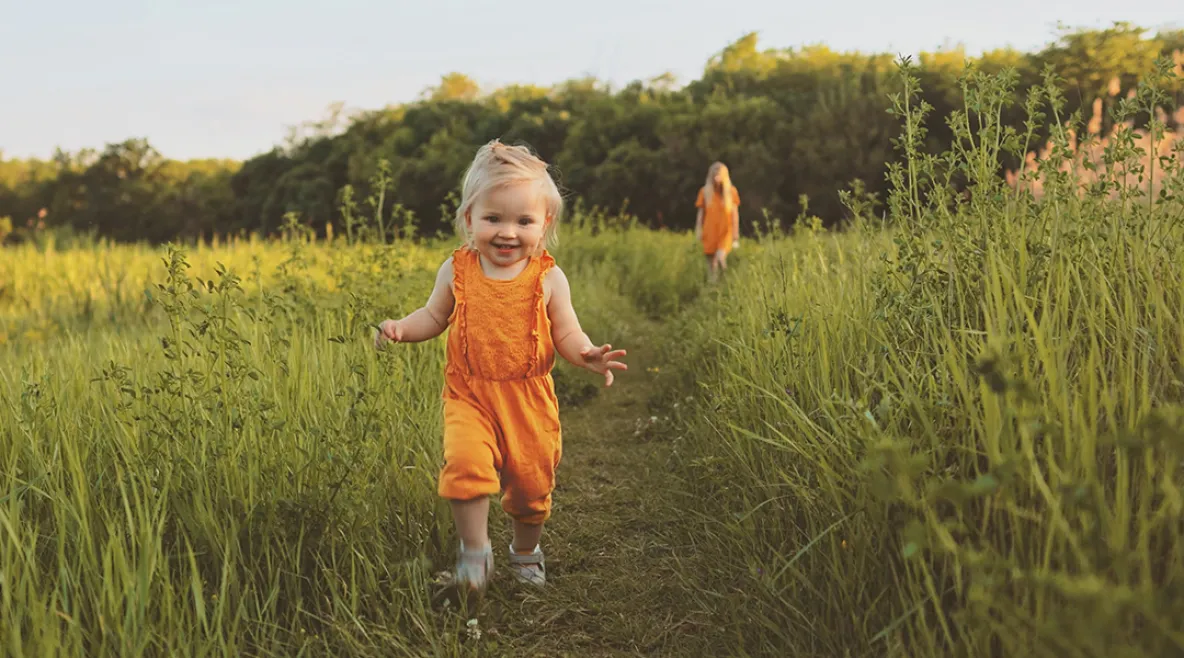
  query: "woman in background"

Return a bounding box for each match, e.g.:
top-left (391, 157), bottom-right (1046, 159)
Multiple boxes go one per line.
top-left (694, 161), bottom-right (740, 282)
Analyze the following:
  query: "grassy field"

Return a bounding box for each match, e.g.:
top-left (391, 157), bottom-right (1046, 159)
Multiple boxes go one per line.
top-left (0, 212), bottom-right (711, 656)
top-left (650, 63), bottom-right (1184, 656)
top-left (2, 64), bottom-right (1184, 656)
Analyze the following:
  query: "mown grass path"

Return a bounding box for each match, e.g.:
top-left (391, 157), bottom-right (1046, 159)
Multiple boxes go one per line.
top-left (443, 318), bottom-right (723, 657)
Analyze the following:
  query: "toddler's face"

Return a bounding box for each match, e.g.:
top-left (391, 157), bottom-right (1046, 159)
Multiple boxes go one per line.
top-left (467, 182), bottom-right (549, 268)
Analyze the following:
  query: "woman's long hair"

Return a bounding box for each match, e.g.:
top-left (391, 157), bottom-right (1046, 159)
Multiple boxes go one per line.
top-left (702, 161), bottom-right (734, 214)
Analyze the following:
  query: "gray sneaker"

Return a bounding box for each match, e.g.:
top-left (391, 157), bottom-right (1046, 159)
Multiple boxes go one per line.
top-left (508, 544), bottom-right (545, 587)
top-left (455, 542), bottom-right (493, 592)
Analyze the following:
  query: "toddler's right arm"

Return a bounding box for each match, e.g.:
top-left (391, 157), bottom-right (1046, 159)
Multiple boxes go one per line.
top-left (375, 258), bottom-right (455, 346)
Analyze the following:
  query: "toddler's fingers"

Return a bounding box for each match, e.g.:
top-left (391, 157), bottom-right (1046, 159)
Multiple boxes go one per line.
top-left (607, 361), bottom-right (627, 371)
top-left (604, 370), bottom-right (615, 387)
top-left (604, 349), bottom-right (627, 361)
top-left (581, 344), bottom-right (610, 360)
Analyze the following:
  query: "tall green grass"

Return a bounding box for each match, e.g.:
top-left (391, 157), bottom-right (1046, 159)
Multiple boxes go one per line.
top-left (660, 58), bottom-right (1184, 656)
top-left (2, 236), bottom-right (454, 655)
top-left (0, 214), bottom-right (704, 656)
top-left (5, 55), bottom-right (1182, 657)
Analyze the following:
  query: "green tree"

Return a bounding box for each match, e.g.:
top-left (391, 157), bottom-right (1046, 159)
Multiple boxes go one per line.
top-left (3, 24), bottom-right (1178, 244)
top-left (428, 73), bottom-right (482, 102)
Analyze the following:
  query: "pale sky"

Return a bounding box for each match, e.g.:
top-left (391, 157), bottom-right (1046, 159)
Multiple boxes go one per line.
top-left (1, 0), bottom-right (1176, 161)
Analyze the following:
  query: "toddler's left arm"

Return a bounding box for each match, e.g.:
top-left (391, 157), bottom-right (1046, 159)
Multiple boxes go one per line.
top-left (546, 267), bottom-right (628, 387)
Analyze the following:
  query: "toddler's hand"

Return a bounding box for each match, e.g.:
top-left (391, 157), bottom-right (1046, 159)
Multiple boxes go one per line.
top-left (374, 319), bottom-right (402, 348)
top-left (580, 344), bottom-right (628, 387)
top-left (732, 239), bottom-right (740, 250)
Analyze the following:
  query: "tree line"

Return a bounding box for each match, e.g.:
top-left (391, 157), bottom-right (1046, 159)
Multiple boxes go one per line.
top-left (2, 23), bottom-right (1182, 246)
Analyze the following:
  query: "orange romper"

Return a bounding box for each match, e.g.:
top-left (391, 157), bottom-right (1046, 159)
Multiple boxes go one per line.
top-left (437, 246), bottom-right (562, 526)
top-left (696, 185), bottom-right (741, 256)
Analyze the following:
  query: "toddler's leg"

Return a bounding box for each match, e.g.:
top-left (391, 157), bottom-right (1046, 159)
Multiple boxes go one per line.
top-left (499, 430), bottom-right (559, 527)
top-left (508, 519), bottom-right (547, 587)
top-left (439, 397), bottom-right (502, 590)
top-left (498, 405), bottom-right (560, 587)
top-left (439, 397), bottom-right (502, 538)
top-left (450, 496), bottom-right (493, 592)
top-left (452, 496), bottom-right (491, 550)
top-left (501, 479), bottom-right (554, 588)
top-left (512, 519), bottom-right (544, 553)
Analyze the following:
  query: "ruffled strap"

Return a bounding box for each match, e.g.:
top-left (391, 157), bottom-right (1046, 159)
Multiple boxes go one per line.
top-left (448, 247), bottom-right (476, 376)
top-left (449, 247), bottom-right (475, 299)
top-left (536, 249), bottom-right (555, 277)
top-left (525, 250), bottom-right (556, 376)
top-left (533, 250), bottom-right (555, 315)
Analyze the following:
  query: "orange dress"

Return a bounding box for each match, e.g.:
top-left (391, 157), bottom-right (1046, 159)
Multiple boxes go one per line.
top-left (696, 185), bottom-right (740, 255)
top-left (437, 247), bottom-right (562, 525)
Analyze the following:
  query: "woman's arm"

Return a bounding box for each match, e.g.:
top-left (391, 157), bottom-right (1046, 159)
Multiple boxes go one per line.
top-left (731, 187), bottom-right (741, 243)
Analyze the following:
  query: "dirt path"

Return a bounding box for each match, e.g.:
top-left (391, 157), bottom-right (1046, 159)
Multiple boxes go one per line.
top-left (462, 326), bottom-right (721, 657)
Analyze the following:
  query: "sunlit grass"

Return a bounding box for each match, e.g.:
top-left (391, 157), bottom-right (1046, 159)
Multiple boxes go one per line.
top-left (659, 58), bottom-right (1184, 656)
top-left (3, 57), bottom-right (1183, 656)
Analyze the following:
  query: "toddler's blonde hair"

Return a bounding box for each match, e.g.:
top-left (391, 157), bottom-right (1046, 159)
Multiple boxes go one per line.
top-left (454, 139), bottom-right (563, 249)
